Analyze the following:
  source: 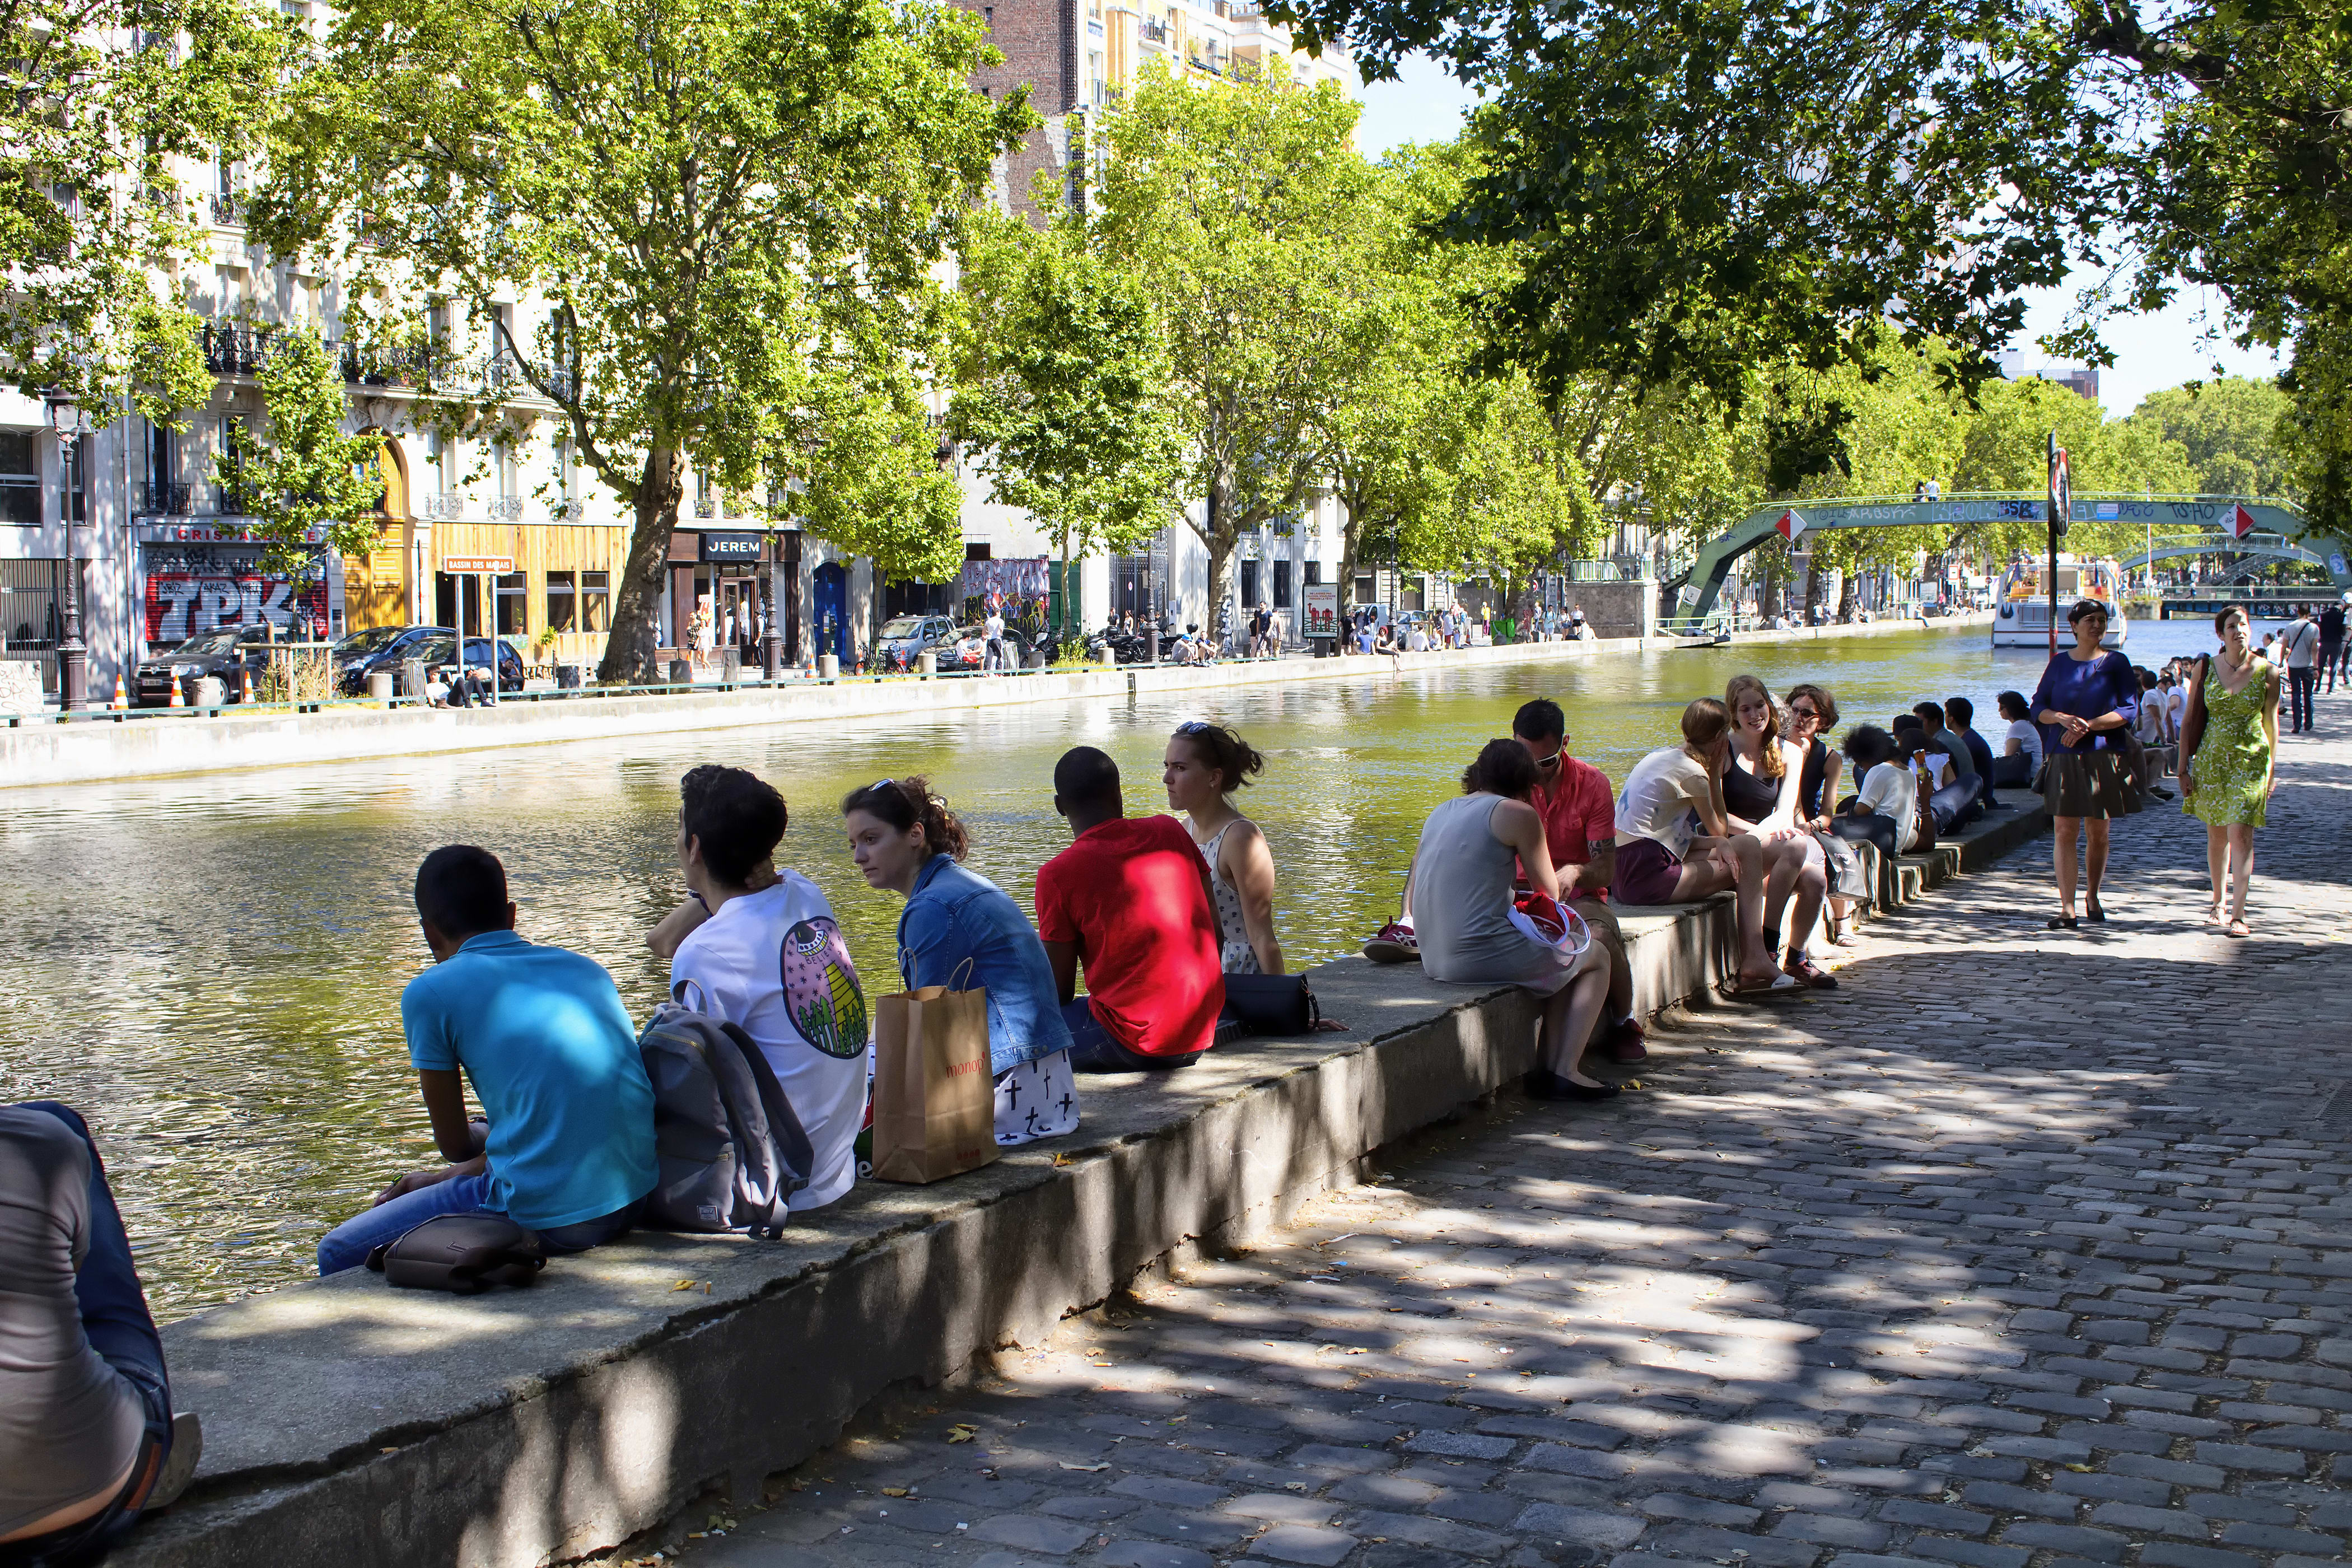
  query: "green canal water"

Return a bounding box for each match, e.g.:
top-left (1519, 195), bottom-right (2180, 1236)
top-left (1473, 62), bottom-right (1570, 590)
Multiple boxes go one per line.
top-left (0, 622), bottom-right (2233, 1318)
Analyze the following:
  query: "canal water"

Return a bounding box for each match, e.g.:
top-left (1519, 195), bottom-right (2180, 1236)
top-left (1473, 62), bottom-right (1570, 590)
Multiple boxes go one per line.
top-left (0, 617), bottom-right (2256, 1318)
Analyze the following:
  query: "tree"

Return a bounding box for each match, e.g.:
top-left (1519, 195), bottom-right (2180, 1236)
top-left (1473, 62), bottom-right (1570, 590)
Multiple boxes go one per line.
top-left (227, 328), bottom-right (386, 577)
top-left (2122, 379), bottom-right (2297, 502)
top-left (0, 0), bottom-right (286, 420)
top-left (948, 204), bottom-right (1181, 629)
top-left (1089, 59), bottom-right (1373, 624)
top-left (1407, 372), bottom-right (1595, 623)
top-left (257, 0), bottom-right (1030, 681)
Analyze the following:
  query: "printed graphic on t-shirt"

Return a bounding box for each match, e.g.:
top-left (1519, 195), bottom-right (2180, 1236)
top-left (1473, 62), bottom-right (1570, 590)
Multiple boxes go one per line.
top-left (781, 917), bottom-right (868, 1058)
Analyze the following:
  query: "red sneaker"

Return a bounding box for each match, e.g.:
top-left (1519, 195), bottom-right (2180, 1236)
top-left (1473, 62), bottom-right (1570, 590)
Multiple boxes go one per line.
top-left (1363, 921), bottom-right (1418, 964)
top-left (1603, 1016), bottom-right (1647, 1062)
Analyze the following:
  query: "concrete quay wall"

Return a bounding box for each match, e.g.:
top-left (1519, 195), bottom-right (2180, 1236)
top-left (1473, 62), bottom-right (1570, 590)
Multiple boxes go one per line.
top-left (115, 799), bottom-right (2040, 1568)
top-left (1, 612), bottom-right (1993, 791)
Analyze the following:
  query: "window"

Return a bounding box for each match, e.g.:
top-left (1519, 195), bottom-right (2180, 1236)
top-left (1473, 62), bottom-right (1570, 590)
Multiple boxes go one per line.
top-left (1273, 559), bottom-right (1292, 609)
top-left (965, 541), bottom-right (992, 561)
top-left (1239, 559), bottom-right (1259, 608)
top-left (1403, 576), bottom-right (1427, 612)
top-left (546, 572), bottom-right (576, 631)
top-left (0, 432), bottom-right (35, 526)
top-left (496, 571), bottom-right (526, 634)
top-left (1303, 561), bottom-right (1321, 586)
top-left (216, 417), bottom-right (251, 514)
top-left (581, 570), bottom-right (610, 632)
top-left (1354, 572), bottom-right (1375, 605)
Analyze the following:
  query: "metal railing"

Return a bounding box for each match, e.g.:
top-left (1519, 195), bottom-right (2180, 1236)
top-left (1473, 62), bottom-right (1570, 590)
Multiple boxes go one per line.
top-left (141, 482), bottom-right (194, 515)
top-left (203, 321), bottom-right (274, 376)
top-left (209, 192), bottom-right (245, 226)
top-left (486, 496), bottom-right (525, 521)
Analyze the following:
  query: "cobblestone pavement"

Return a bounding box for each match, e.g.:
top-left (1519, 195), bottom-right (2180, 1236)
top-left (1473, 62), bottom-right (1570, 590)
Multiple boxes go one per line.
top-left (657, 722), bottom-right (2352, 1568)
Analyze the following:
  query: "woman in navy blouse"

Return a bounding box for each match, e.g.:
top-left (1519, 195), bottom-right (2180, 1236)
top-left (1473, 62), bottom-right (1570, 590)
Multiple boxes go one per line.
top-left (2029, 599), bottom-right (2141, 928)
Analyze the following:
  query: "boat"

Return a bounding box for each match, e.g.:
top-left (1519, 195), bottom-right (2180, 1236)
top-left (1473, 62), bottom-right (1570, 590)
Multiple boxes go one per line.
top-left (1990, 556), bottom-right (2127, 648)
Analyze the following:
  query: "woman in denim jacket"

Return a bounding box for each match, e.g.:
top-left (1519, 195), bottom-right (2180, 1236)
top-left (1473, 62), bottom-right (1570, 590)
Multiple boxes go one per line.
top-left (842, 777), bottom-right (1079, 1147)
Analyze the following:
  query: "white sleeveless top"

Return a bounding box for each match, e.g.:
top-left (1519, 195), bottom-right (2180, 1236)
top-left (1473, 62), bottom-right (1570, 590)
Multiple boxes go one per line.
top-left (1197, 821), bottom-right (1261, 973)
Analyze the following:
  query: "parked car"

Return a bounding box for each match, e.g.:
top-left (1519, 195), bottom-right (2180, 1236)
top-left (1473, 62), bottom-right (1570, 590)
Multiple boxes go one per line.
top-left (937, 622), bottom-right (1028, 671)
top-left (409, 633), bottom-right (526, 695)
top-left (875, 614), bottom-right (959, 672)
top-left (335, 625), bottom-right (456, 696)
top-left (132, 623), bottom-right (284, 707)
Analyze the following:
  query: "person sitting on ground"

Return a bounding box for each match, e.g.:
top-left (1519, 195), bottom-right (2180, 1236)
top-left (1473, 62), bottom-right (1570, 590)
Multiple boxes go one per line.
top-left (671, 767), bottom-right (870, 1211)
top-left (1, 1104), bottom-right (198, 1562)
top-left (318, 846), bottom-right (657, 1274)
top-left (844, 777), bottom-right (1077, 1149)
top-left (1721, 675), bottom-right (1835, 988)
top-left (1832, 725), bottom-right (1920, 859)
top-left (1404, 739), bottom-right (1617, 1098)
top-left (1943, 696), bottom-right (1998, 808)
top-left (1612, 698), bottom-right (1796, 995)
top-left (1035, 747), bottom-right (1227, 1072)
top-left (1993, 689), bottom-right (2041, 790)
top-left (1509, 698), bottom-right (1644, 1060)
top-left (1163, 722), bottom-right (1284, 975)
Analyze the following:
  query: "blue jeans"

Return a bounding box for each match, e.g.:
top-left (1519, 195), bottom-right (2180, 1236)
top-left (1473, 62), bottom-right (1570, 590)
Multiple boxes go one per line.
top-left (10, 1104), bottom-right (174, 1567)
top-left (316, 1174), bottom-right (644, 1276)
top-left (1061, 998), bottom-right (1207, 1073)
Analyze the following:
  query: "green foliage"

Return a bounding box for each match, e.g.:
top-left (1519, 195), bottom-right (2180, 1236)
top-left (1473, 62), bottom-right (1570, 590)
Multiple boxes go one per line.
top-left (0, 0), bottom-right (290, 417)
top-left (1089, 59), bottom-right (1373, 613)
top-left (227, 329), bottom-right (387, 577)
top-left (1406, 373), bottom-right (1595, 614)
top-left (2121, 378), bottom-right (2297, 501)
top-left (948, 206), bottom-right (1180, 591)
top-left (257, 0), bottom-right (1029, 681)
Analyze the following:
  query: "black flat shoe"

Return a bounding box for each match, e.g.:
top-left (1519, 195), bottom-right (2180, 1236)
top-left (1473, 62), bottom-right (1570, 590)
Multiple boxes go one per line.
top-left (2047, 915), bottom-right (2078, 930)
top-left (1526, 1070), bottom-right (1622, 1102)
top-left (2084, 899), bottom-right (2108, 923)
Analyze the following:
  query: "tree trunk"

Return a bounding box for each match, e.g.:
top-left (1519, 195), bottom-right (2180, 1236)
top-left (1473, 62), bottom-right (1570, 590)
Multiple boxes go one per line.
top-left (599, 444), bottom-right (685, 685)
top-left (1801, 553), bottom-right (1821, 620)
top-left (1200, 478), bottom-right (1236, 640)
top-left (1335, 494), bottom-right (1362, 623)
top-left (1835, 568), bottom-right (1858, 624)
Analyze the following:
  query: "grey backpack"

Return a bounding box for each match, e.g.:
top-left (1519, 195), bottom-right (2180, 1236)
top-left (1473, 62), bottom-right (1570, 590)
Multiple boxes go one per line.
top-left (637, 1001), bottom-right (814, 1239)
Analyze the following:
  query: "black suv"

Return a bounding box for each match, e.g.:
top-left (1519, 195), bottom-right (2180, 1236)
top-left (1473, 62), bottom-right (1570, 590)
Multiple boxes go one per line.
top-left (133, 624), bottom-right (283, 707)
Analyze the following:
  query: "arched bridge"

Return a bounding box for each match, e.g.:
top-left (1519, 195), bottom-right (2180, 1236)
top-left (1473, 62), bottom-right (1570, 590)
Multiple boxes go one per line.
top-left (1669, 493), bottom-right (2344, 624)
top-left (2118, 533), bottom-right (2335, 582)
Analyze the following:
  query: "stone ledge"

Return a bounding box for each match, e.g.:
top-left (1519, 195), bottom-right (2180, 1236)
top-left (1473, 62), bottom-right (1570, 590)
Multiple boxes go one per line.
top-left (110, 805), bottom-right (2042, 1568)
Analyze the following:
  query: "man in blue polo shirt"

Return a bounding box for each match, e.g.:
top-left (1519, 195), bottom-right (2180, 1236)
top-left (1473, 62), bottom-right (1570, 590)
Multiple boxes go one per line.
top-left (317, 846), bottom-right (656, 1275)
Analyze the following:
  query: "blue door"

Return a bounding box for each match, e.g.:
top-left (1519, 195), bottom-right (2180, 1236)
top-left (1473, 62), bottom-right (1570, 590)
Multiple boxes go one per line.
top-left (814, 562), bottom-right (848, 660)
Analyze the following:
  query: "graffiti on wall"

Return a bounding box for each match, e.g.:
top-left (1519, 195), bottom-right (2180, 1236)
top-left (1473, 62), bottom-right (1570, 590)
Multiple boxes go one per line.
top-left (144, 574), bottom-right (329, 644)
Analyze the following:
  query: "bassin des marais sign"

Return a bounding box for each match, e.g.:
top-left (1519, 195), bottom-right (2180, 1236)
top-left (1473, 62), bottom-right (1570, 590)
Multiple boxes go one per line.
top-left (699, 532), bottom-right (764, 562)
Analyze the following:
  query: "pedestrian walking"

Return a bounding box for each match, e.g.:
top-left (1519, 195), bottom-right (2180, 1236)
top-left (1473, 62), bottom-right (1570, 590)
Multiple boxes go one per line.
top-left (2278, 605), bottom-right (2320, 732)
top-left (2179, 606), bottom-right (2279, 940)
top-left (2321, 595), bottom-right (2347, 693)
top-left (2029, 598), bottom-right (2141, 928)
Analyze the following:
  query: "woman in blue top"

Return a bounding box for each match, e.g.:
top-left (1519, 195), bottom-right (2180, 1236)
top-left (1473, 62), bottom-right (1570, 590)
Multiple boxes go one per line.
top-left (842, 777), bottom-right (1079, 1148)
top-left (2028, 599), bottom-right (2141, 929)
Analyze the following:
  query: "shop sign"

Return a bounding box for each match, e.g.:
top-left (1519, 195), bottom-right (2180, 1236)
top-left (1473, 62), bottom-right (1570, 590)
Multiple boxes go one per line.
top-left (136, 522), bottom-right (332, 545)
top-left (699, 531), bottom-right (764, 561)
top-left (442, 554), bottom-right (514, 573)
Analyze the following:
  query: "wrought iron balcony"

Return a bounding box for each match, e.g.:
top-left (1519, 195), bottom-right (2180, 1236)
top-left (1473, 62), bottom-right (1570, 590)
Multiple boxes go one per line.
top-left (142, 482), bottom-right (194, 515)
top-left (209, 192), bottom-right (245, 226)
top-left (418, 492), bottom-right (469, 520)
top-left (695, 493), bottom-right (716, 518)
top-left (486, 496), bottom-right (525, 521)
top-left (204, 321), bottom-right (274, 376)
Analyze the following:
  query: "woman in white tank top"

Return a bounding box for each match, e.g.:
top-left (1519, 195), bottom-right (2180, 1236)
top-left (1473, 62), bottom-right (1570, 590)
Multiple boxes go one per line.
top-left (1161, 721), bottom-right (1284, 974)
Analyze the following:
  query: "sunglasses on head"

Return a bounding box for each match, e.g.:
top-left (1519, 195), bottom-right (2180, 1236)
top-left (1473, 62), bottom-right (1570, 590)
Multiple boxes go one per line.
top-left (1174, 719), bottom-right (1216, 736)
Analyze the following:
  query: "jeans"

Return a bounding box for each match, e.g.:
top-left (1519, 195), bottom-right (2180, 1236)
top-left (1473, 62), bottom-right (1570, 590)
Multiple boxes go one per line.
top-left (2288, 665), bottom-right (2315, 731)
top-left (1928, 777), bottom-right (1982, 834)
top-left (9, 1104), bottom-right (174, 1568)
top-left (2325, 641), bottom-right (2345, 692)
top-left (1831, 810), bottom-right (1900, 861)
top-left (1060, 998), bottom-right (1206, 1073)
top-left (316, 1174), bottom-right (643, 1276)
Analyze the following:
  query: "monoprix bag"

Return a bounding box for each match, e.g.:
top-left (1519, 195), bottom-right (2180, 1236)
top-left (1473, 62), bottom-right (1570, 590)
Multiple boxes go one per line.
top-left (366, 1213), bottom-right (545, 1293)
top-left (638, 1000), bottom-right (815, 1238)
top-left (870, 963), bottom-right (997, 1184)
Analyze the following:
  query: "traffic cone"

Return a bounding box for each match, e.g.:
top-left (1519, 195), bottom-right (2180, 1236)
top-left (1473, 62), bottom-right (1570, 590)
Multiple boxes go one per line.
top-left (168, 675), bottom-right (183, 708)
top-left (111, 674), bottom-right (127, 710)
top-left (241, 668), bottom-right (255, 704)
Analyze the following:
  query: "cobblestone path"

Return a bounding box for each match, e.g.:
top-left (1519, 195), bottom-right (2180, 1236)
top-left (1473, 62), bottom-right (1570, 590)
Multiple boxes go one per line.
top-left (662, 725), bottom-right (2352, 1568)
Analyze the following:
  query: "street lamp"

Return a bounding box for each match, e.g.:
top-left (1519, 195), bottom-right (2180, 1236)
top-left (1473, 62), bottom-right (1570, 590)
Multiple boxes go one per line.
top-left (45, 393), bottom-right (94, 712)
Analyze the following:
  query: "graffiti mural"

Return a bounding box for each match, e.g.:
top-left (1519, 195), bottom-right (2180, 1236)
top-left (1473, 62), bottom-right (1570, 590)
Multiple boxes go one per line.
top-left (144, 572), bottom-right (329, 644)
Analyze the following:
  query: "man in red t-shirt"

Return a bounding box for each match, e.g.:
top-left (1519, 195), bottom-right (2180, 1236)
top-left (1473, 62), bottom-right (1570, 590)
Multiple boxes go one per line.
top-left (1514, 699), bottom-right (1643, 1061)
top-left (1034, 747), bottom-right (1226, 1071)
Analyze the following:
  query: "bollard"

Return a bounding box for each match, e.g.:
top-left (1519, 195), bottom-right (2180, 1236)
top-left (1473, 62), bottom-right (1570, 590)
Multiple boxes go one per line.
top-left (666, 657), bottom-right (692, 685)
top-left (817, 653), bottom-right (839, 680)
top-left (917, 649), bottom-right (936, 677)
top-left (1100, 646), bottom-right (1117, 669)
top-left (401, 657), bottom-right (428, 701)
top-left (192, 676), bottom-right (226, 708)
top-left (366, 670), bottom-right (395, 702)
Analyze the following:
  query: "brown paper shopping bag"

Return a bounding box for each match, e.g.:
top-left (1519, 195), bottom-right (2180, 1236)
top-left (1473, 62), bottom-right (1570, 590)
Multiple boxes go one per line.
top-left (869, 973), bottom-right (998, 1184)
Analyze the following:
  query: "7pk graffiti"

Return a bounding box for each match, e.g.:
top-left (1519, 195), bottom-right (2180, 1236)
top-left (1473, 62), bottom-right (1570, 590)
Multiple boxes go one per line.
top-left (145, 574), bottom-right (328, 643)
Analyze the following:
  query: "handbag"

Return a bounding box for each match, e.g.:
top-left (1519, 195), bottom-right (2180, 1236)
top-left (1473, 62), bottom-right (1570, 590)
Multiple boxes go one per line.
top-left (366, 1213), bottom-right (546, 1293)
top-left (1220, 972), bottom-right (1320, 1034)
top-left (1506, 890), bottom-right (1592, 958)
top-left (869, 959), bottom-right (999, 1184)
top-left (1810, 828), bottom-right (1870, 901)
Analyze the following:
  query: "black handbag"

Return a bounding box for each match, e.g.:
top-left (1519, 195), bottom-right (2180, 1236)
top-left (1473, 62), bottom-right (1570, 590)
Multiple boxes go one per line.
top-left (366, 1213), bottom-right (547, 1293)
top-left (1220, 973), bottom-right (1319, 1035)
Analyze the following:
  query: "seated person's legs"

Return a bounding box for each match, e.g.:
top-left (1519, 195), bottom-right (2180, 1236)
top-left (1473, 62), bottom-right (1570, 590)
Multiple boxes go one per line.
top-left (1988, 753), bottom-right (2033, 790)
top-left (316, 1170), bottom-right (500, 1276)
top-left (1928, 776), bottom-right (1980, 833)
top-left (1062, 997), bottom-right (1200, 1072)
top-left (2, 1103), bottom-right (186, 1558)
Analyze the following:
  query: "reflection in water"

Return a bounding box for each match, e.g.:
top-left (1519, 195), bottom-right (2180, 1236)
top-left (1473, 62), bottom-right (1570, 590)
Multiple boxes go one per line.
top-left (0, 623), bottom-right (2228, 1317)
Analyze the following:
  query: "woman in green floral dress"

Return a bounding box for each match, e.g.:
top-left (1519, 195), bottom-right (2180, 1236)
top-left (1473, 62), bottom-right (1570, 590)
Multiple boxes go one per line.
top-left (2180, 606), bottom-right (2280, 939)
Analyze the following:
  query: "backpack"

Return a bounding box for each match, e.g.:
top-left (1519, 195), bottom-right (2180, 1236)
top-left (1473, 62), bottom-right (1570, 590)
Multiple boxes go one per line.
top-left (367, 1213), bottom-right (545, 1293)
top-left (637, 1002), bottom-right (815, 1239)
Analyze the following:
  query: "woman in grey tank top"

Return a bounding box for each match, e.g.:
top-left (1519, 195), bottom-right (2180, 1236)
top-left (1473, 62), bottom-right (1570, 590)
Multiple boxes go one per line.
top-left (1164, 721), bottom-right (1284, 974)
top-left (1403, 740), bottom-right (1617, 1099)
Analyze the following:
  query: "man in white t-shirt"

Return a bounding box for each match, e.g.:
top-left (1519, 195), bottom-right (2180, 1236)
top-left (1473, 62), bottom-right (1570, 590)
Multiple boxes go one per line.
top-left (982, 607), bottom-right (1007, 673)
top-left (2280, 608), bottom-right (2320, 733)
top-left (1611, 697), bottom-right (1795, 993)
top-left (669, 767), bottom-right (870, 1212)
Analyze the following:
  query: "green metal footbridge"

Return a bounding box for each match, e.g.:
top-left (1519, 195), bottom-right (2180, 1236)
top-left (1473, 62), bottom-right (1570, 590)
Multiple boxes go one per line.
top-left (1666, 493), bottom-right (2345, 627)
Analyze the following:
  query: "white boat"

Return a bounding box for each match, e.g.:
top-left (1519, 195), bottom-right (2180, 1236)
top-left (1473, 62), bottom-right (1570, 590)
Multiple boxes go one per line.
top-left (1990, 557), bottom-right (2128, 648)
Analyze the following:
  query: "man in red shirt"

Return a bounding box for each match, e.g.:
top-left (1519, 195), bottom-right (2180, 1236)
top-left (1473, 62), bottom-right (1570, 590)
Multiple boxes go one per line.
top-left (1514, 699), bottom-right (1643, 1062)
top-left (1035, 747), bottom-right (1227, 1071)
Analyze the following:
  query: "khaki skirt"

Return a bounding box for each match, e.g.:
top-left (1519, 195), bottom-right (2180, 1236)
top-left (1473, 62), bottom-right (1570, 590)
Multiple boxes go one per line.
top-left (2042, 748), bottom-right (2141, 820)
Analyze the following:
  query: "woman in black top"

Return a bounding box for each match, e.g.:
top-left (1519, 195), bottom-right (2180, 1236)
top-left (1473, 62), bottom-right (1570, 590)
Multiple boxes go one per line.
top-left (1784, 683), bottom-right (1861, 946)
top-left (1721, 675), bottom-right (1833, 986)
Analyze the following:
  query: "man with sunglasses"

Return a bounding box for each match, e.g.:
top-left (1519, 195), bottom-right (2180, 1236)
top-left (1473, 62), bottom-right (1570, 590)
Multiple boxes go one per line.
top-left (1511, 699), bottom-right (1644, 1062)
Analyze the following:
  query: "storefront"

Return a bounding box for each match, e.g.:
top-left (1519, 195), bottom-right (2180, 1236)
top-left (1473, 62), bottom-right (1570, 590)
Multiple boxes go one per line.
top-left (667, 528), bottom-right (781, 656)
top-left (137, 521), bottom-right (342, 645)
top-left (428, 519), bottom-right (632, 665)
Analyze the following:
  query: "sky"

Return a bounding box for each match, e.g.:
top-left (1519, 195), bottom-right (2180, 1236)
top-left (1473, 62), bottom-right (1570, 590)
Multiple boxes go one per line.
top-left (1348, 58), bottom-right (2289, 421)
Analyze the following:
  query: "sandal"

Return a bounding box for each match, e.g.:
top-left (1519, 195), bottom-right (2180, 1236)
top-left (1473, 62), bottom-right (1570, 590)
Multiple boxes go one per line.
top-left (2202, 902), bottom-right (2222, 926)
top-left (1721, 970), bottom-right (1802, 997)
top-left (1527, 1070), bottom-right (1622, 1102)
top-left (1784, 954), bottom-right (1840, 991)
top-left (2084, 898), bottom-right (2108, 923)
top-left (2047, 914), bottom-right (2078, 930)
top-left (2225, 918), bottom-right (2251, 940)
